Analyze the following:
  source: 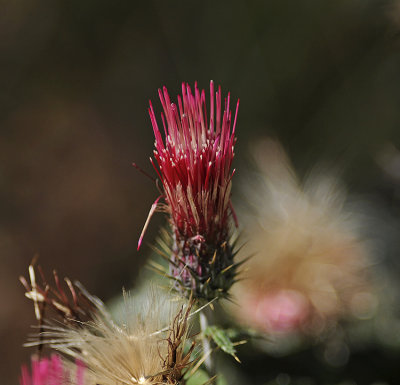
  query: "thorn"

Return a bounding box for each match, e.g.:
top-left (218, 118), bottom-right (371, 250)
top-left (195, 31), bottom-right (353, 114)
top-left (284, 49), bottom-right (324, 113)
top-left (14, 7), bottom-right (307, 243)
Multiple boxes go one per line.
top-left (221, 264), bottom-right (234, 275)
top-left (209, 251), bottom-right (217, 265)
top-left (232, 340), bottom-right (247, 347)
top-left (234, 355), bottom-right (241, 363)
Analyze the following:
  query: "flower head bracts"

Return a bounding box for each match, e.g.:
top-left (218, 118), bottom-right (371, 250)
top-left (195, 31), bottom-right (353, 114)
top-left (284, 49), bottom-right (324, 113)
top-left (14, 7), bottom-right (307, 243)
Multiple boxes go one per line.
top-left (20, 355), bottom-right (85, 385)
top-left (141, 81), bottom-right (240, 301)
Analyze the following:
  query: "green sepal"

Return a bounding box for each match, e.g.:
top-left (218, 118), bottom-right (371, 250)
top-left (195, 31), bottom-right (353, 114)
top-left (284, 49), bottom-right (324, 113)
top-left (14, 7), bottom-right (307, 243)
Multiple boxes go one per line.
top-left (204, 326), bottom-right (242, 362)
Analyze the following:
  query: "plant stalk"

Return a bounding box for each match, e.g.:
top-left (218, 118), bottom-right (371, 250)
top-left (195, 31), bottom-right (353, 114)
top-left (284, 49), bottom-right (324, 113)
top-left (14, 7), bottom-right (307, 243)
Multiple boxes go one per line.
top-left (199, 309), bottom-right (216, 379)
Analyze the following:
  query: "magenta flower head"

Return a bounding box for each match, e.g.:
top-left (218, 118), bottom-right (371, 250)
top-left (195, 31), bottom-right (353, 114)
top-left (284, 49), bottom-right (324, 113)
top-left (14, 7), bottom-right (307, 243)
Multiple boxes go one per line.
top-left (20, 355), bottom-right (85, 385)
top-left (139, 81), bottom-right (240, 301)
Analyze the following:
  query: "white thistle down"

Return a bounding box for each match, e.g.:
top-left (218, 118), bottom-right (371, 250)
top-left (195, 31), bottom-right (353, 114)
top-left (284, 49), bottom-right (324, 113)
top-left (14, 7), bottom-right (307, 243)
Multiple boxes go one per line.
top-left (26, 286), bottom-right (195, 385)
top-left (232, 139), bottom-right (373, 334)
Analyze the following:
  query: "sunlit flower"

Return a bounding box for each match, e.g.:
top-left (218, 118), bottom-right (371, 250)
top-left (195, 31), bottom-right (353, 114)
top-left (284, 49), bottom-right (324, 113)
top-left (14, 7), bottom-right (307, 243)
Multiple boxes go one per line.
top-left (139, 81), bottom-right (240, 301)
top-left (20, 354), bottom-right (85, 385)
top-left (232, 139), bottom-right (373, 335)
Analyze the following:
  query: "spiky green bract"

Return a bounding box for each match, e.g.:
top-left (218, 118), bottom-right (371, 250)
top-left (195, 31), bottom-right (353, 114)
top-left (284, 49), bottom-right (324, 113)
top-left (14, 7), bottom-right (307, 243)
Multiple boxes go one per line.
top-left (149, 228), bottom-right (244, 302)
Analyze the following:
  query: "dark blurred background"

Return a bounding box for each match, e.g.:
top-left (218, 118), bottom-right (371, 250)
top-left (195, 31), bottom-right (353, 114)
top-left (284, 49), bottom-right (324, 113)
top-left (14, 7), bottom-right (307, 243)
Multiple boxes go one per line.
top-left (2, 0), bottom-right (400, 384)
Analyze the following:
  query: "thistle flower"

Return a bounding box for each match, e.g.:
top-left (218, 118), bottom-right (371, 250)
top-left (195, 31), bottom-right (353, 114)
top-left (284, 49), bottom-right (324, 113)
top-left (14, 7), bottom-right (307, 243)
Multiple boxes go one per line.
top-left (232, 139), bottom-right (373, 335)
top-left (139, 81), bottom-right (240, 301)
top-left (23, 270), bottom-right (196, 385)
top-left (20, 354), bottom-right (86, 385)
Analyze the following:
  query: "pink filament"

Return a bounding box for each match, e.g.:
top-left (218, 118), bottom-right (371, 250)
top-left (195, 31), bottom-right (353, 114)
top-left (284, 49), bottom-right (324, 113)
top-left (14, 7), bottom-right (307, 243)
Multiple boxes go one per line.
top-left (148, 81), bottom-right (239, 243)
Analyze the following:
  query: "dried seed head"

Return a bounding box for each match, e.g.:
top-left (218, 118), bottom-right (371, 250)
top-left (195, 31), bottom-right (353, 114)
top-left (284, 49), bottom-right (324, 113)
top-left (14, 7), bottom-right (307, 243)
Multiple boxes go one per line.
top-left (24, 279), bottom-right (196, 385)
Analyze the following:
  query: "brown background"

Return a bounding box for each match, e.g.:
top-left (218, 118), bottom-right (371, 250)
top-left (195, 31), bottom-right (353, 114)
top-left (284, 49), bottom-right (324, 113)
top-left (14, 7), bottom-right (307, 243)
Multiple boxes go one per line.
top-left (2, 1), bottom-right (400, 383)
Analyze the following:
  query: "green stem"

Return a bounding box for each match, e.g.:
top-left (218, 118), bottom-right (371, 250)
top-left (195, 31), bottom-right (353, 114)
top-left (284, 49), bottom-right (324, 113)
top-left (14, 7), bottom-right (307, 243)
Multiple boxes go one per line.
top-left (199, 309), bottom-right (216, 379)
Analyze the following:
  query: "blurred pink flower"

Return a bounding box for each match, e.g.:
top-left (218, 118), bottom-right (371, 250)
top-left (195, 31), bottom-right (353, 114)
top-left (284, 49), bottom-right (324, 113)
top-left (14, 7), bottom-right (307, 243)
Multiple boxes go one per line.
top-left (20, 355), bottom-right (85, 385)
top-left (232, 139), bottom-right (373, 335)
top-left (242, 289), bottom-right (310, 333)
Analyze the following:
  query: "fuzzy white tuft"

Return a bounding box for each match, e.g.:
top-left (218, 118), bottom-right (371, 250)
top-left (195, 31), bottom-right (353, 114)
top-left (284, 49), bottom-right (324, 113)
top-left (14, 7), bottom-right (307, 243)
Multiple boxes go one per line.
top-left (233, 139), bottom-right (374, 334)
top-left (33, 287), bottom-right (194, 385)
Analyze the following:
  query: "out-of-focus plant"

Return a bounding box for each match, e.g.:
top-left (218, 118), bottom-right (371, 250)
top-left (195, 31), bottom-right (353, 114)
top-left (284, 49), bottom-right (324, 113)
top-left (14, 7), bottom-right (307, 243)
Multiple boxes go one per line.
top-left (20, 354), bottom-right (86, 385)
top-left (231, 139), bottom-right (376, 340)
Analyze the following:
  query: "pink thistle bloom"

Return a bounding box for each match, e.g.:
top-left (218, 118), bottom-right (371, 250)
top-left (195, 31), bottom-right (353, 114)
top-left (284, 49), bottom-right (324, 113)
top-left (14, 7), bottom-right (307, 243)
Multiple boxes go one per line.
top-left (242, 289), bottom-right (310, 333)
top-left (140, 81), bottom-right (240, 300)
top-left (20, 355), bottom-right (86, 385)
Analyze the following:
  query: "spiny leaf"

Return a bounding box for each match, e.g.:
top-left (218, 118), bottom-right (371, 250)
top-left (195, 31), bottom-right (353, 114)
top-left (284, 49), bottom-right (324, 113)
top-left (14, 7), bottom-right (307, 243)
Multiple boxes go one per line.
top-left (204, 326), bottom-right (241, 362)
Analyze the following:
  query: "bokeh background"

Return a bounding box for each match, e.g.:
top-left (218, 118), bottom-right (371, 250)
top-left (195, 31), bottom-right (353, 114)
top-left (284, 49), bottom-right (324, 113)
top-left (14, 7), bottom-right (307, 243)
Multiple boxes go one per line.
top-left (2, 0), bottom-right (400, 384)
